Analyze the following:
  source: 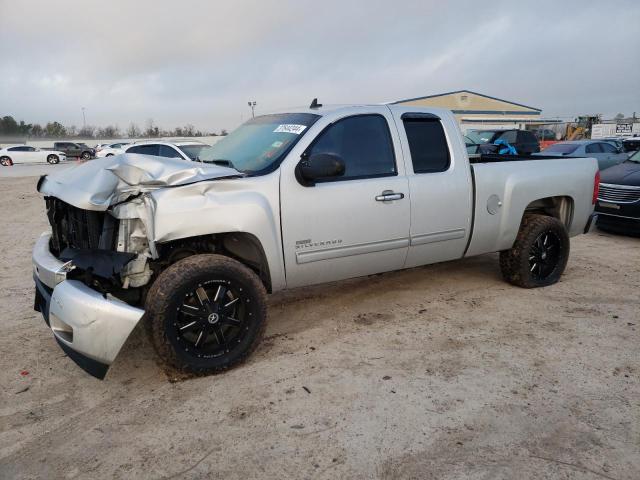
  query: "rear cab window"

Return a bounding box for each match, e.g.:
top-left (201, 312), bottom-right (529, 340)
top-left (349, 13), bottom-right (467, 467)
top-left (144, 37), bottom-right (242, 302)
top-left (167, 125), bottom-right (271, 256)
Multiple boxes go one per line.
top-left (402, 115), bottom-right (450, 173)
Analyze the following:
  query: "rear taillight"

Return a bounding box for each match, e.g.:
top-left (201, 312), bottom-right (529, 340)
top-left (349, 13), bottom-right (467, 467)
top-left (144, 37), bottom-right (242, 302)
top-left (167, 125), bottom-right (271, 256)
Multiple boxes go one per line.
top-left (592, 170), bottom-right (600, 204)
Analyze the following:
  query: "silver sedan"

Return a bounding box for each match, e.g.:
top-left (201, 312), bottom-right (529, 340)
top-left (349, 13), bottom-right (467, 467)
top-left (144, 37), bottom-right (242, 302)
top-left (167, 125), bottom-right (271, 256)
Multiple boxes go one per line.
top-left (535, 140), bottom-right (629, 170)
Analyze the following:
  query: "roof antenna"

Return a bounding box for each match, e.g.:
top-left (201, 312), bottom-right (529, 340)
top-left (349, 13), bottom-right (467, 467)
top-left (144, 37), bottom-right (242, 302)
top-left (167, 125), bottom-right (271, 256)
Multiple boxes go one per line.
top-left (309, 98), bottom-right (322, 109)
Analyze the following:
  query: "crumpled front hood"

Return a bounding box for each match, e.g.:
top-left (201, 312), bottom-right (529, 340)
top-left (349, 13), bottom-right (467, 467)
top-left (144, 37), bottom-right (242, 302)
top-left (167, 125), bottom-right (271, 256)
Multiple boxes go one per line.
top-left (37, 153), bottom-right (241, 210)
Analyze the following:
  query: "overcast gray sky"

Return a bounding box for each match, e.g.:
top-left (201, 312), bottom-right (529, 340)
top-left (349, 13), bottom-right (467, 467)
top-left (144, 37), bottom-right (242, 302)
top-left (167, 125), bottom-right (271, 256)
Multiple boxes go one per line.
top-left (1, 0), bottom-right (639, 132)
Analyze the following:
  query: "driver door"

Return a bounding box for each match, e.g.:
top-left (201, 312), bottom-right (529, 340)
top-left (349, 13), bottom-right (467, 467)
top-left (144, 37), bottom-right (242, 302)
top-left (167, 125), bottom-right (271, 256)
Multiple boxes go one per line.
top-left (280, 108), bottom-right (410, 288)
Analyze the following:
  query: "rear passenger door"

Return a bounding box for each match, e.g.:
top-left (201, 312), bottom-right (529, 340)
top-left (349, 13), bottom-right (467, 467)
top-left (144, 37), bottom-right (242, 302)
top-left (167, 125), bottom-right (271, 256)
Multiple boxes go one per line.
top-left (390, 109), bottom-right (473, 268)
top-left (585, 143), bottom-right (607, 169)
top-left (159, 145), bottom-right (186, 160)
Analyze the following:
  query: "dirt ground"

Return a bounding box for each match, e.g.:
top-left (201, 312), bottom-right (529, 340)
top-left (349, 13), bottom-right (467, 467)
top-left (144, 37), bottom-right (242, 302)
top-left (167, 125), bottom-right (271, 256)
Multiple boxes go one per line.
top-left (0, 175), bottom-right (638, 480)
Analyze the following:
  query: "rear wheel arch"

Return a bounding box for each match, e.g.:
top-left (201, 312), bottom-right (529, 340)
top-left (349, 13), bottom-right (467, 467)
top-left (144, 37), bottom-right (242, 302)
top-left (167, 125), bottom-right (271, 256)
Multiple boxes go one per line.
top-left (522, 195), bottom-right (574, 230)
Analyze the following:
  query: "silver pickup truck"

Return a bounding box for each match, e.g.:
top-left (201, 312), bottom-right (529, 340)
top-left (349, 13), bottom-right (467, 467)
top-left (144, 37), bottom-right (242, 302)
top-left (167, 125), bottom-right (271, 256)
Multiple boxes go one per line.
top-left (33, 104), bottom-right (599, 379)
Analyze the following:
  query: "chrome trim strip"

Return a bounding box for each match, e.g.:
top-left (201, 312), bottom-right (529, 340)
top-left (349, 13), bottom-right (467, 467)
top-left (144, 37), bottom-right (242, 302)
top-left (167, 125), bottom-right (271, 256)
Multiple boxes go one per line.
top-left (600, 183), bottom-right (640, 191)
top-left (296, 237), bottom-right (409, 264)
top-left (410, 228), bottom-right (466, 246)
top-left (596, 212), bottom-right (640, 220)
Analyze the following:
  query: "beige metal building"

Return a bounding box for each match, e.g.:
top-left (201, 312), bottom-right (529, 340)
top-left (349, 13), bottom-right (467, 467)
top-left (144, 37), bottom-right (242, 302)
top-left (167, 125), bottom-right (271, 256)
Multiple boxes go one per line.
top-left (392, 90), bottom-right (557, 131)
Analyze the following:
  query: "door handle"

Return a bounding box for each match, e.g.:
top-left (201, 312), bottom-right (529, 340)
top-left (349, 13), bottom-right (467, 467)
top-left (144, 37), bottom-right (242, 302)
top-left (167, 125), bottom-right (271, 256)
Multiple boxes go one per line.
top-left (375, 190), bottom-right (405, 202)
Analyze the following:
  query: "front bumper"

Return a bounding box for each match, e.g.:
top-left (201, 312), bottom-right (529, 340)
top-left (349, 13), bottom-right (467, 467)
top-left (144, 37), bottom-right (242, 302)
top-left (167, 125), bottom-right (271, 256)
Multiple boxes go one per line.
top-left (32, 232), bottom-right (144, 379)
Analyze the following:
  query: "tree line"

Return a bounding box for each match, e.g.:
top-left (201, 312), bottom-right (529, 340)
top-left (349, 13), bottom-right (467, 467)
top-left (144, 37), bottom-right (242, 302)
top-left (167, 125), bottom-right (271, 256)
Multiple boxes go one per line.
top-left (0, 115), bottom-right (228, 139)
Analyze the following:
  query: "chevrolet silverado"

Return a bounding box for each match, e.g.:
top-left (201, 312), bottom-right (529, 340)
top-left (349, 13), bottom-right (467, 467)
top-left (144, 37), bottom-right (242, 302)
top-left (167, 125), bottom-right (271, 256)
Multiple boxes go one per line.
top-left (32, 103), bottom-right (599, 379)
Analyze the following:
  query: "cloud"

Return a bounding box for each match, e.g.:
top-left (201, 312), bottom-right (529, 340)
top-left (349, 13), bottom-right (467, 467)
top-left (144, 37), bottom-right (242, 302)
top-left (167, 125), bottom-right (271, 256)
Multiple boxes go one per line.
top-left (1, 0), bottom-right (638, 131)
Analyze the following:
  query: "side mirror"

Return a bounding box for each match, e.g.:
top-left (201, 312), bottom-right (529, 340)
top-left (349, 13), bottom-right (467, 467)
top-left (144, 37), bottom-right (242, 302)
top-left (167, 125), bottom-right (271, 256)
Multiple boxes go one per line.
top-left (297, 153), bottom-right (345, 186)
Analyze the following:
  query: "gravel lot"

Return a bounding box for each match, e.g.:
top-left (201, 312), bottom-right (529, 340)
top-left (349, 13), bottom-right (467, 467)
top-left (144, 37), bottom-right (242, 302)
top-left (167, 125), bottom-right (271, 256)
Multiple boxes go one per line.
top-left (0, 174), bottom-right (638, 480)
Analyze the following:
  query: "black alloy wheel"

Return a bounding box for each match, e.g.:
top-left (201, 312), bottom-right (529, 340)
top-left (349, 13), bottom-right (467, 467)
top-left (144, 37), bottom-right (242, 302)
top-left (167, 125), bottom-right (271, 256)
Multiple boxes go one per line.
top-left (528, 230), bottom-right (562, 281)
top-left (146, 254), bottom-right (267, 375)
top-left (173, 281), bottom-right (250, 360)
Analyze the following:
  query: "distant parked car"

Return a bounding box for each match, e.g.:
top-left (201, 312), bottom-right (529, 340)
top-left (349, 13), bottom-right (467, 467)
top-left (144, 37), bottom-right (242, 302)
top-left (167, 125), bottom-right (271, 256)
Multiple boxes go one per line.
top-left (124, 140), bottom-right (209, 161)
top-left (622, 136), bottom-right (640, 153)
top-left (600, 137), bottom-right (625, 153)
top-left (46, 142), bottom-right (95, 160)
top-left (535, 128), bottom-right (558, 141)
top-left (464, 135), bottom-right (480, 154)
top-left (536, 140), bottom-right (629, 170)
top-left (595, 149), bottom-right (640, 236)
top-left (465, 129), bottom-right (540, 154)
top-left (96, 142), bottom-right (130, 158)
top-left (0, 145), bottom-right (67, 166)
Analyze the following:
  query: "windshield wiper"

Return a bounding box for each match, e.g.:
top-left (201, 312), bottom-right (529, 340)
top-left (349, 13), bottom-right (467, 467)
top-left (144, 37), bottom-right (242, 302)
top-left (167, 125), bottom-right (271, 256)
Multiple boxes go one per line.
top-left (205, 158), bottom-right (236, 169)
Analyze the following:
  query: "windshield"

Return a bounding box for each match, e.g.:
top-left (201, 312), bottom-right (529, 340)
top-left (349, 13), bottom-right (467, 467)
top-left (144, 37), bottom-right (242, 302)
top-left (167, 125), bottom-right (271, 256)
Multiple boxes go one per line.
top-left (197, 113), bottom-right (320, 173)
top-left (179, 145), bottom-right (207, 161)
top-left (627, 150), bottom-right (640, 162)
top-left (543, 143), bottom-right (579, 154)
top-left (465, 130), bottom-right (497, 144)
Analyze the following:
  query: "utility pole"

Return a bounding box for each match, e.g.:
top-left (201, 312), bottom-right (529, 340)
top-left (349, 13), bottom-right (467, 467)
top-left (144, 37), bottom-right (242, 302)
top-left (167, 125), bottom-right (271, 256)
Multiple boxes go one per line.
top-left (81, 107), bottom-right (86, 128)
top-left (247, 101), bottom-right (256, 118)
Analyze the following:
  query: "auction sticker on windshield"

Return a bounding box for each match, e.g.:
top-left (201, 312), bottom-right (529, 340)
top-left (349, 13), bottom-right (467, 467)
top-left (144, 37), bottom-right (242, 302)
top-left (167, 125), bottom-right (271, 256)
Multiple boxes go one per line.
top-left (274, 124), bottom-right (307, 134)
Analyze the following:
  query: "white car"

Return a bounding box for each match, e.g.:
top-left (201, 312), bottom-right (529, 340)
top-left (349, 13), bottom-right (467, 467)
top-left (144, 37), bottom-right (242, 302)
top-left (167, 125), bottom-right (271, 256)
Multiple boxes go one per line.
top-left (0, 145), bottom-right (67, 166)
top-left (96, 142), bottom-right (131, 158)
top-left (123, 140), bottom-right (209, 161)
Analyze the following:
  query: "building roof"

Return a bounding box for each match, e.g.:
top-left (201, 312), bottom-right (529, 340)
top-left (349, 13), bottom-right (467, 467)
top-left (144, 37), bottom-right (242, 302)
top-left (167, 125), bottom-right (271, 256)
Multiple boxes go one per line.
top-left (392, 89), bottom-right (542, 112)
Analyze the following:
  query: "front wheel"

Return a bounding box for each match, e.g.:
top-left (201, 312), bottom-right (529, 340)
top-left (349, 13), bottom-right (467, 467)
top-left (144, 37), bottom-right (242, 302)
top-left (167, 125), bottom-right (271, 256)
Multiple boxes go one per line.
top-left (81, 151), bottom-right (91, 160)
top-left (47, 154), bottom-right (59, 164)
top-left (499, 214), bottom-right (570, 288)
top-left (145, 254), bottom-right (268, 375)
top-left (0, 156), bottom-right (13, 166)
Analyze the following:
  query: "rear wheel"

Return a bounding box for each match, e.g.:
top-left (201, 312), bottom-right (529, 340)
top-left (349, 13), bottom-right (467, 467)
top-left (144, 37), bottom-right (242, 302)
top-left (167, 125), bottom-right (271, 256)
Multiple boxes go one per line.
top-left (46, 154), bottom-right (59, 164)
top-left (145, 254), bottom-right (267, 375)
top-left (499, 214), bottom-right (570, 288)
top-left (0, 156), bottom-right (12, 167)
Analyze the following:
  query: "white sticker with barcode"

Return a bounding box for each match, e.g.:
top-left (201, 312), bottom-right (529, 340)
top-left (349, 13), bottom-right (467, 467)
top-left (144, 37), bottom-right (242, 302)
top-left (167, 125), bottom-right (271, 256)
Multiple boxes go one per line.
top-left (274, 124), bottom-right (307, 134)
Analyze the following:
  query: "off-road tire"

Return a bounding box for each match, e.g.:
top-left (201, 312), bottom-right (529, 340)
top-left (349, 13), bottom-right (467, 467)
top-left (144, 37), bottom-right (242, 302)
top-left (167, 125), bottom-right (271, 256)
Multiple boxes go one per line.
top-left (145, 254), bottom-right (268, 375)
top-left (0, 156), bottom-right (13, 166)
top-left (499, 214), bottom-right (570, 288)
top-left (46, 154), bottom-right (59, 164)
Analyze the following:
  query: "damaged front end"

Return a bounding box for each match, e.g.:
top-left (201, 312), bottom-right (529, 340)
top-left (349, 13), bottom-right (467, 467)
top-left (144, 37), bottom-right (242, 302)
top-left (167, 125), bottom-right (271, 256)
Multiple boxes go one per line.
top-left (32, 154), bottom-right (241, 378)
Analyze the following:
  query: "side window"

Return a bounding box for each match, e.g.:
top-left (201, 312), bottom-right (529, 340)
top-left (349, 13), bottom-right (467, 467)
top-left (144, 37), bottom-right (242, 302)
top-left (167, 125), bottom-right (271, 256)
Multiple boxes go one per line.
top-left (499, 131), bottom-right (517, 143)
top-left (159, 145), bottom-right (183, 159)
top-left (8, 146), bottom-right (23, 151)
top-left (600, 143), bottom-right (616, 153)
top-left (402, 119), bottom-right (450, 173)
top-left (517, 131), bottom-right (535, 143)
top-left (585, 143), bottom-right (602, 154)
top-left (128, 144), bottom-right (160, 156)
top-left (306, 114), bottom-right (396, 180)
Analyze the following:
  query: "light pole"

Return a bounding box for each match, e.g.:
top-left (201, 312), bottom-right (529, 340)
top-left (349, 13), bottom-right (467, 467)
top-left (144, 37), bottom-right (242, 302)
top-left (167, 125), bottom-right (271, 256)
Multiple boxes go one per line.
top-left (247, 101), bottom-right (256, 118)
top-left (81, 107), bottom-right (86, 129)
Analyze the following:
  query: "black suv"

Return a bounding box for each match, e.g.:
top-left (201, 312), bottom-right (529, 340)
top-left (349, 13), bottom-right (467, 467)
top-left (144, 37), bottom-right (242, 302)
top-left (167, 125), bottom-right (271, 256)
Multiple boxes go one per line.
top-left (466, 129), bottom-right (540, 155)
